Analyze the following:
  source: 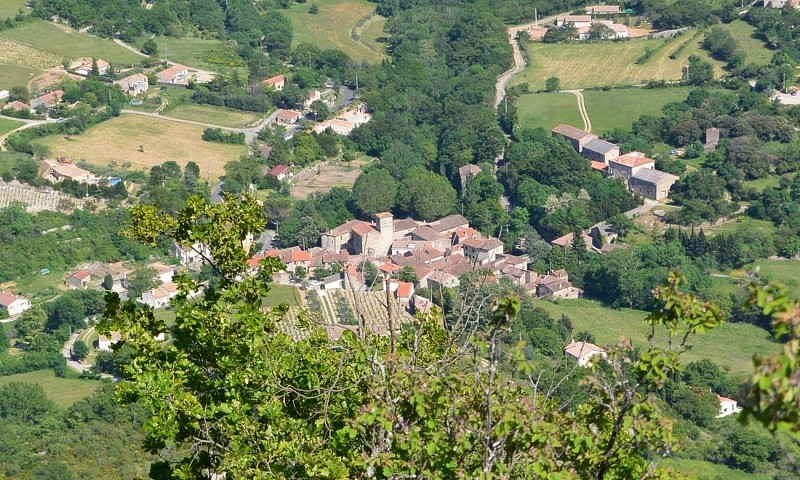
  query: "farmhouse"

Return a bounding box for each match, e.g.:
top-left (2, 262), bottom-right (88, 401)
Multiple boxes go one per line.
top-left (4, 100), bottom-right (31, 112)
top-left (74, 59), bottom-right (109, 76)
top-left (173, 242), bottom-right (211, 265)
top-left (461, 237), bottom-right (504, 265)
top-left (717, 395), bottom-right (742, 418)
top-left (458, 164), bottom-right (482, 195)
top-left (0, 291), bottom-right (31, 316)
top-left (156, 64), bottom-right (189, 85)
top-left (139, 282), bottom-right (179, 308)
top-left (557, 15), bottom-right (592, 28)
top-left (552, 124), bottom-right (597, 152)
top-left (564, 341), bottom-right (606, 367)
top-left (314, 118), bottom-right (357, 135)
top-left (607, 151), bottom-right (656, 182)
top-left (304, 89), bottom-right (322, 109)
top-left (268, 164), bottom-right (292, 181)
top-left (529, 269), bottom-right (582, 299)
top-left (275, 109), bottom-right (302, 124)
top-left (629, 169), bottom-right (679, 201)
top-left (581, 138), bottom-right (619, 164)
top-left (65, 270), bottom-right (91, 289)
top-left (117, 73), bottom-right (149, 96)
top-left (98, 331), bottom-right (122, 351)
top-left (586, 5), bottom-right (620, 14)
top-left (30, 90), bottom-right (64, 109)
top-left (263, 74), bottom-right (285, 91)
top-left (147, 262), bottom-right (175, 284)
top-left (42, 158), bottom-right (96, 184)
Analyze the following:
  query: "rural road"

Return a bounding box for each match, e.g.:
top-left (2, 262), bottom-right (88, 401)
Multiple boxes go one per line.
top-left (0, 114), bottom-right (57, 152)
top-left (61, 332), bottom-right (91, 373)
top-left (120, 109), bottom-right (279, 145)
top-left (562, 89), bottom-right (591, 132)
top-left (114, 38), bottom-right (217, 81)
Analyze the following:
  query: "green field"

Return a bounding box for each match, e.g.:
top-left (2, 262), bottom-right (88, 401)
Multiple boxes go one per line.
top-left (0, 0), bottom-right (27, 17)
top-left (166, 104), bottom-right (261, 128)
top-left (582, 87), bottom-right (692, 134)
top-left (0, 63), bottom-right (41, 90)
top-left (135, 35), bottom-right (244, 72)
top-left (536, 298), bottom-right (779, 376)
top-left (517, 32), bottom-right (724, 90)
top-left (0, 370), bottom-right (100, 407)
top-left (0, 117), bottom-right (24, 137)
top-left (718, 20), bottom-right (773, 67)
top-left (359, 15), bottom-right (388, 58)
top-left (284, 0), bottom-right (384, 64)
top-left (263, 284), bottom-right (303, 307)
top-left (748, 259), bottom-right (800, 298)
top-left (664, 458), bottom-right (770, 480)
top-left (516, 92), bottom-right (584, 132)
top-left (1, 20), bottom-right (142, 65)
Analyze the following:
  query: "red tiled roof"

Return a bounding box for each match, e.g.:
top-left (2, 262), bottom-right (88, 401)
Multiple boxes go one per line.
top-left (351, 222), bottom-right (374, 236)
top-left (590, 161), bottom-right (608, 171)
top-left (157, 64), bottom-right (187, 80)
top-left (396, 282), bottom-right (413, 298)
top-left (264, 74), bottom-right (285, 86)
top-left (0, 291), bottom-right (24, 307)
top-left (276, 109), bottom-right (301, 120)
top-left (612, 152), bottom-right (655, 168)
top-left (269, 165), bottom-right (289, 176)
top-left (71, 270), bottom-right (90, 280)
top-left (290, 250), bottom-right (310, 262)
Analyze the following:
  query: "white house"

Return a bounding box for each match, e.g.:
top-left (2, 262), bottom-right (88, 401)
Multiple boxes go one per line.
top-left (147, 262), bottom-right (175, 284)
top-left (75, 59), bottom-right (109, 76)
top-left (138, 282), bottom-right (179, 308)
top-left (98, 331), bottom-right (122, 351)
top-left (156, 64), bottom-right (189, 85)
top-left (564, 341), bottom-right (606, 367)
top-left (173, 242), bottom-right (211, 265)
top-left (717, 395), bottom-right (742, 418)
top-left (0, 291), bottom-right (31, 317)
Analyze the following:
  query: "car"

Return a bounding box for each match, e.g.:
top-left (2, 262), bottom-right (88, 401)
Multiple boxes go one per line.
top-left (55, 118), bottom-right (66, 123)
top-left (792, 90), bottom-right (798, 97)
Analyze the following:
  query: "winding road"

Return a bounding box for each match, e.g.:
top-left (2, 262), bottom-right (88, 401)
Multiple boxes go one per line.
top-left (120, 109), bottom-right (278, 144)
top-left (0, 114), bottom-right (58, 152)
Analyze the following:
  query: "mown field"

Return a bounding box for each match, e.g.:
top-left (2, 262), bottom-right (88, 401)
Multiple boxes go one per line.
top-left (166, 104), bottom-right (261, 128)
top-left (358, 14), bottom-right (388, 58)
top-left (283, 0), bottom-right (384, 64)
top-left (665, 458), bottom-right (771, 480)
top-left (0, 117), bottom-right (24, 137)
top-left (516, 31), bottom-right (725, 90)
top-left (720, 19), bottom-right (773, 67)
top-left (748, 259), bottom-right (800, 298)
top-left (0, 370), bottom-right (100, 407)
top-left (516, 92), bottom-right (583, 132)
top-left (581, 87), bottom-right (692, 134)
top-left (263, 284), bottom-right (303, 307)
top-left (535, 298), bottom-right (779, 376)
top-left (1, 20), bottom-right (142, 66)
top-left (0, 63), bottom-right (41, 89)
top-left (0, 0), bottom-right (27, 18)
top-left (33, 114), bottom-right (247, 181)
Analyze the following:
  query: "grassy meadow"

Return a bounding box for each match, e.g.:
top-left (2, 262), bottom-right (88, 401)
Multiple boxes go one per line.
top-left (166, 104), bottom-right (262, 128)
top-left (0, 370), bottom-right (99, 407)
top-left (284, 0), bottom-right (384, 63)
top-left (33, 114), bottom-right (247, 181)
top-left (516, 32), bottom-right (724, 90)
top-left (516, 92), bottom-right (584, 131)
top-left (0, 63), bottom-right (41, 89)
top-left (535, 298), bottom-right (779, 376)
top-left (748, 259), bottom-right (800, 298)
top-left (581, 87), bottom-right (691, 134)
top-left (0, 117), bottom-right (24, 137)
top-left (0, 0), bottom-right (27, 17)
top-left (263, 284), bottom-right (303, 307)
top-left (719, 19), bottom-right (773, 67)
top-left (358, 14), bottom-right (388, 58)
top-left (1, 20), bottom-right (142, 65)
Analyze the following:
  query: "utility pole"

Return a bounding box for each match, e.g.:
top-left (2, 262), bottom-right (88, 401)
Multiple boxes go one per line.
top-left (534, 7), bottom-right (537, 27)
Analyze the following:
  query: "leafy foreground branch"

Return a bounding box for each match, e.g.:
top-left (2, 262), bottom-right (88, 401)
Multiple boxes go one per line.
top-left (101, 195), bottom-right (726, 479)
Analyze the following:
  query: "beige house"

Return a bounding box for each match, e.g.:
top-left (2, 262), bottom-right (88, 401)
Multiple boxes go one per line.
top-left (564, 341), bottom-right (606, 367)
top-left (65, 270), bottom-right (91, 289)
top-left (117, 73), bottom-right (149, 96)
top-left (461, 237), bottom-right (504, 265)
top-left (556, 15), bottom-right (592, 28)
top-left (30, 90), bottom-right (64, 109)
top-left (629, 169), bottom-right (679, 201)
top-left (581, 138), bottom-right (620, 164)
top-left (276, 109), bottom-right (302, 124)
top-left (42, 159), bottom-right (95, 184)
top-left (552, 124), bottom-right (597, 152)
top-left (586, 5), bottom-right (620, 14)
top-left (607, 152), bottom-right (655, 182)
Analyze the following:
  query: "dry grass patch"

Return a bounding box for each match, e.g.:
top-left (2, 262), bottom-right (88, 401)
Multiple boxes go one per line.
top-left (291, 157), bottom-right (372, 199)
top-left (33, 115), bottom-right (247, 181)
top-left (0, 38), bottom-right (62, 69)
top-left (517, 33), bottom-right (724, 89)
top-left (165, 104), bottom-right (262, 128)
